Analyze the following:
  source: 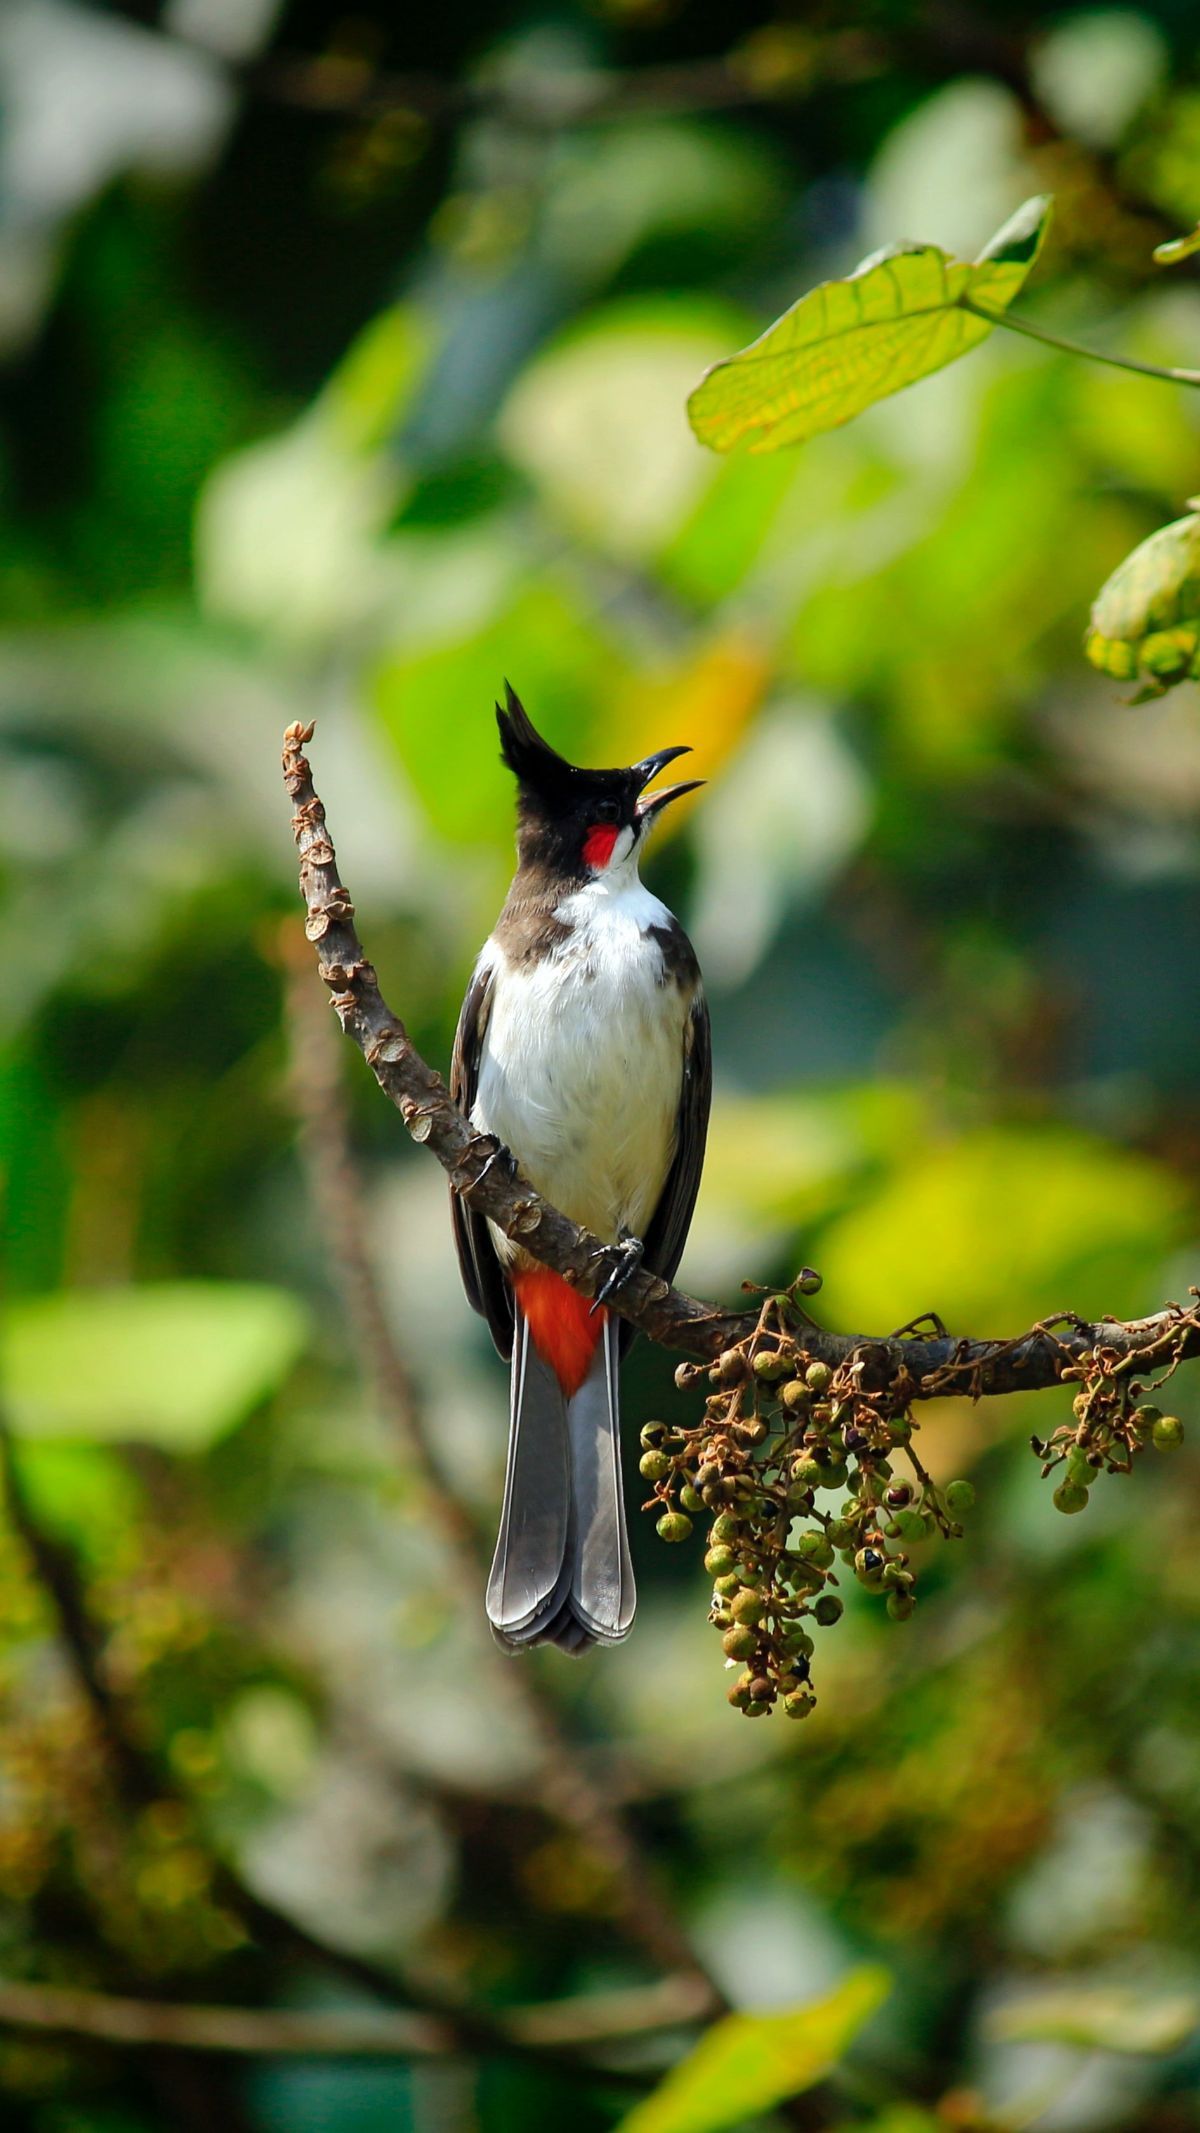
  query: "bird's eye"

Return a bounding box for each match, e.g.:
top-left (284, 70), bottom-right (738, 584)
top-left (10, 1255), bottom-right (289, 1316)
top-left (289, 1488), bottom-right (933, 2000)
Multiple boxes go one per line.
top-left (593, 800), bottom-right (619, 823)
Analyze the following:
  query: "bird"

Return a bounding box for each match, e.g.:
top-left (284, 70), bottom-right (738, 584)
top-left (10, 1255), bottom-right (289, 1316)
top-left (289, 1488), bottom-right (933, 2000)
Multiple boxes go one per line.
top-left (450, 685), bottom-right (711, 1655)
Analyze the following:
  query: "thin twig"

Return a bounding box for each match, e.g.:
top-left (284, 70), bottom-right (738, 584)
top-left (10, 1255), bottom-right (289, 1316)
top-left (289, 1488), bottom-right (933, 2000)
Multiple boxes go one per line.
top-left (963, 297), bottom-right (1200, 386)
top-left (281, 719), bottom-right (1200, 1397)
top-left (0, 1971), bottom-right (710, 2062)
top-left (245, 32), bottom-right (880, 132)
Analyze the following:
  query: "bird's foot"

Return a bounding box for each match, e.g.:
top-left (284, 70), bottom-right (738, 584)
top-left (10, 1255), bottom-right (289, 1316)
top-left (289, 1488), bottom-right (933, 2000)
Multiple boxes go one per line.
top-left (589, 1230), bottom-right (645, 1313)
top-left (470, 1135), bottom-right (516, 1190)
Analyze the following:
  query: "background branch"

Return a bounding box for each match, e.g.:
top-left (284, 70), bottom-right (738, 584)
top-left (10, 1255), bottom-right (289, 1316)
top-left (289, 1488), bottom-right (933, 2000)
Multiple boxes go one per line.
top-left (0, 1972), bottom-right (709, 2062)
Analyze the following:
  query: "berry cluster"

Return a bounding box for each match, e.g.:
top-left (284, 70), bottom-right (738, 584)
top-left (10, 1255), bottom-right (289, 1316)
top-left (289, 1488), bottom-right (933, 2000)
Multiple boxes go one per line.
top-left (1032, 1340), bottom-right (1185, 1509)
top-left (639, 1287), bottom-right (976, 1720)
top-left (644, 1286), bottom-right (1198, 1719)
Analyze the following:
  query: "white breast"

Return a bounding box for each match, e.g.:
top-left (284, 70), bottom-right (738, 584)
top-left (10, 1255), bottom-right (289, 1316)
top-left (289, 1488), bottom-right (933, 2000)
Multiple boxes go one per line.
top-left (472, 874), bottom-right (688, 1249)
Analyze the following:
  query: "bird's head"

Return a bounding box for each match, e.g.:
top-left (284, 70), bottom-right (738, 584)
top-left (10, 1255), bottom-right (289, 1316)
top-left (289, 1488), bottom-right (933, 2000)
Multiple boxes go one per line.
top-left (496, 683), bottom-right (702, 881)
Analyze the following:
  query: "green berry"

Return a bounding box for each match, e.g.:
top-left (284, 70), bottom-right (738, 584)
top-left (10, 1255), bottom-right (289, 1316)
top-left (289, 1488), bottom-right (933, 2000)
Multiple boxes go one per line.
top-left (854, 1546), bottom-right (888, 1589)
top-left (639, 1450), bottom-right (671, 1482)
top-left (1052, 1481), bottom-right (1088, 1515)
top-left (890, 1508), bottom-right (929, 1542)
top-left (825, 1519), bottom-right (855, 1550)
top-left (722, 1624), bottom-right (758, 1660)
top-left (795, 1269), bottom-right (823, 1296)
top-left (1153, 1414), bottom-right (1185, 1450)
top-left (791, 1458), bottom-right (823, 1489)
top-left (944, 1479), bottom-right (975, 1513)
top-left (743, 1701), bottom-right (770, 1717)
top-left (782, 1625), bottom-right (814, 1656)
top-left (805, 1361), bottom-right (832, 1393)
top-left (783, 1688), bottom-right (816, 1718)
top-left (704, 1544), bottom-right (735, 1578)
top-left (656, 1511), bottom-right (692, 1543)
top-left (714, 1348), bottom-right (749, 1386)
top-left (813, 1594), bottom-right (843, 1626)
top-left (753, 1349), bottom-right (790, 1382)
top-left (714, 1572), bottom-right (741, 1599)
top-left (730, 1589), bottom-right (764, 1627)
top-left (710, 1512), bottom-right (741, 1544)
top-left (782, 1380), bottom-right (811, 1414)
top-left (639, 1421), bottom-right (667, 1450)
top-left (679, 1484), bottom-right (704, 1514)
top-left (886, 1590), bottom-right (916, 1622)
top-left (794, 1532), bottom-right (834, 1570)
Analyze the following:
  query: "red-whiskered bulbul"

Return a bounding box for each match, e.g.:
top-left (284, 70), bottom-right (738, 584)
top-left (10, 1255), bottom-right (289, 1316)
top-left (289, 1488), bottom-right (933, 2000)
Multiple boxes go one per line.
top-left (451, 686), bottom-right (711, 1654)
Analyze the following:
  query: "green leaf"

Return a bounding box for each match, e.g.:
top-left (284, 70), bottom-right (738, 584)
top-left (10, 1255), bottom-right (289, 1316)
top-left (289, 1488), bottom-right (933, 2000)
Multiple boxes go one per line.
top-left (1085, 502), bottom-right (1200, 699)
top-left (614, 1968), bottom-right (889, 2133)
top-left (687, 196), bottom-right (1052, 454)
top-left (989, 1985), bottom-right (1200, 2057)
top-left (499, 298), bottom-right (747, 562)
top-left (2, 1284), bottom-right (309, 1452)
top-left (1154, 225), bottom-right (1200, 266)
top-left (814, 1127), bottom-right (1184, 1336)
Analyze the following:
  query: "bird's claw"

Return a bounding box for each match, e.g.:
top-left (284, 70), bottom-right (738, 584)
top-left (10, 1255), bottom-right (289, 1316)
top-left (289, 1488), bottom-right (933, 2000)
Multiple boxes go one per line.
top-left (590, 1232), bottom-right (645, 1313)
top-left (471, 1137), bottom-right (515, 1189)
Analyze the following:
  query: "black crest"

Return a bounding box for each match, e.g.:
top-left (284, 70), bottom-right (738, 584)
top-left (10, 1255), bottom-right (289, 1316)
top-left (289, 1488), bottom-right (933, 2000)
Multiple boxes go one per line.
top-left (495, 683), bottom-right (578, 805)
top-left (496, 682), bottom-right (629, 816)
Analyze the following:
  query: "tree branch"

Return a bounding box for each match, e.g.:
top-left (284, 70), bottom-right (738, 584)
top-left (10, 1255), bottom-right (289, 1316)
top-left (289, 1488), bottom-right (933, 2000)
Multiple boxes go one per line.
top-left (281, 720), bottom-right (1200, 1401)
top-left (0, 1972), bottom-right (709, 2062)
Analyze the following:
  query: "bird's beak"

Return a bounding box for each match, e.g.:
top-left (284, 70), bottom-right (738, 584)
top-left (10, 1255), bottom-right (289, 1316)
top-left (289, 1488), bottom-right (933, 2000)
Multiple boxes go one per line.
top-left (633, 745), bottom-right (704, 822)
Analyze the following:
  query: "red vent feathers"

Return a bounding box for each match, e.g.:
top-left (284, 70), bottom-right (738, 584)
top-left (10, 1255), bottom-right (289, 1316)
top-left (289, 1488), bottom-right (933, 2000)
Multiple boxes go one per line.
top-left (512, 1268), bottom-right (606, 1397)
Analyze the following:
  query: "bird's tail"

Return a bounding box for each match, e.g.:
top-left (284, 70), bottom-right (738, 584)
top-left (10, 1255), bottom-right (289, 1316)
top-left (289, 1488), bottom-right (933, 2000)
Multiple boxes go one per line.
top-left (486, 1294), bottom-right (636, 1654)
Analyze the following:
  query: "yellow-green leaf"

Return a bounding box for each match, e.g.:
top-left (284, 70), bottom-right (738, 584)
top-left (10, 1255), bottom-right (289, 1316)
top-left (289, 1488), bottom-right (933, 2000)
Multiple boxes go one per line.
top-left (989, 1986), bottom-right (1200, 2057)
top-left (1085, 502), bottom-right (1200, 699)
top-left (614, 1968), bottom-right (889, 2133)
top-left (2, 1284), bottom-right (309, 1452)
top-left (687, 196), bottom-right (1051, 454)
top-left (1153, 225), bottom-right (1200, 266)
top-left (815, 1127), bottom-right (1184, 1336)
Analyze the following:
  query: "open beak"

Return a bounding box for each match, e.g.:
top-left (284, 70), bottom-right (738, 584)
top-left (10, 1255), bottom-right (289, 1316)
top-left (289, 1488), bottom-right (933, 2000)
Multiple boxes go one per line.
top-left (633, 745), bottom-right (705, 822)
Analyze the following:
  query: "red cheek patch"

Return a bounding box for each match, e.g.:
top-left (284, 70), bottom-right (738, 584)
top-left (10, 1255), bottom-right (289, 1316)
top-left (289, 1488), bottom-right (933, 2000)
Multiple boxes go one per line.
top-left (583, 824), bottom-right (619, 870)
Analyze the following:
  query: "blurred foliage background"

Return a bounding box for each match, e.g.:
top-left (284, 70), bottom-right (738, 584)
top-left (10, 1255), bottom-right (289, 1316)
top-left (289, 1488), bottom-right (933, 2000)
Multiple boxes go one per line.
top-left (4, 2), bottom-right (1200, 2130)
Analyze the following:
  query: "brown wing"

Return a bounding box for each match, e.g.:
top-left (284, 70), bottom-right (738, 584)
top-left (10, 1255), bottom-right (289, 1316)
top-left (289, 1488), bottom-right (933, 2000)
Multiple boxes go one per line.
top-left (450, 958), bottom-right (514, 1360)
top-left (629, 984), bottom-right (712, 1358)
